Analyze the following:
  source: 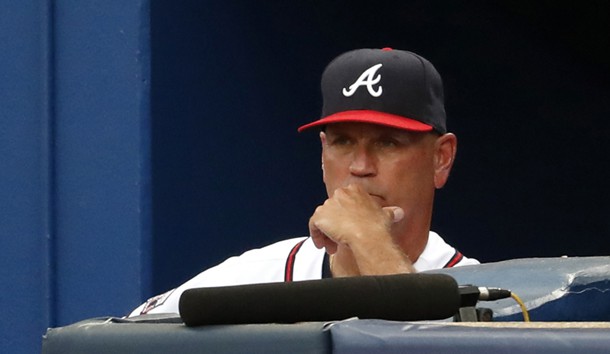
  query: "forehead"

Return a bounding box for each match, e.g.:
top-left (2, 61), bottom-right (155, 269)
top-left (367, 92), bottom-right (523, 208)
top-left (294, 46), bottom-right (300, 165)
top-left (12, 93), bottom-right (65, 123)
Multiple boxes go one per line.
top-left (325, 122), bottom-right (419, 137)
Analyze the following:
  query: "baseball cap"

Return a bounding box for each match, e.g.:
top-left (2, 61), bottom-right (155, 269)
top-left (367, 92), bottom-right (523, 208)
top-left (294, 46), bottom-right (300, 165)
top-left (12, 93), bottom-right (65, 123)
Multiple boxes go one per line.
top-left (298, 48), bottom-right (447, 134)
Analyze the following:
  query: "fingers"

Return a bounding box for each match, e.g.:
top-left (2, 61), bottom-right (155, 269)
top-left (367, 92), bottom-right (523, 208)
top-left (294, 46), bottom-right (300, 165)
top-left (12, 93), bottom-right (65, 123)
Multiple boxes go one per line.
top-left (383, 206), bottom-right (405, 223)
top-left (309, 184), bottom-right (402, 255)
top-left (309, 218), bottom-right (338, 254)
top-left (336, 183), bottom-right (365, 198)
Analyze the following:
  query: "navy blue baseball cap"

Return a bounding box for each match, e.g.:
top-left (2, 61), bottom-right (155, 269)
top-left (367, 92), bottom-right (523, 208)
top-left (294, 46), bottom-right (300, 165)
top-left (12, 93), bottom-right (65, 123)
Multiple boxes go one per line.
top-left (298, 48), bottom-right (447, 134)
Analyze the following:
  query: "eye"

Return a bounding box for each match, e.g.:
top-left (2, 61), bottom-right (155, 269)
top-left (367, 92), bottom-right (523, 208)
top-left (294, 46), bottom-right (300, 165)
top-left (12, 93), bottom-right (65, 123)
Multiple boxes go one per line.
top-left (329, 135), bottom-right (353, 146)
top-left (376, 137), bottom-right (399, 148)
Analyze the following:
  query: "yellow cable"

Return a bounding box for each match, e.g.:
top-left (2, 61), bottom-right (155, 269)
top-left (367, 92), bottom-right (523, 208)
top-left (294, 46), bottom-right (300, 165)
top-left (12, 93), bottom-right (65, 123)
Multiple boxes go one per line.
top-left (510, 292), bottom-right (530, 322)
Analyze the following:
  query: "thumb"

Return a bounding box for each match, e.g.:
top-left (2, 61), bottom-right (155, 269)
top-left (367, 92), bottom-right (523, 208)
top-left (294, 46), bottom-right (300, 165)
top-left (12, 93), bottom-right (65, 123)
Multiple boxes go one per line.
top-left (383, 206), bottom-right (405, 223)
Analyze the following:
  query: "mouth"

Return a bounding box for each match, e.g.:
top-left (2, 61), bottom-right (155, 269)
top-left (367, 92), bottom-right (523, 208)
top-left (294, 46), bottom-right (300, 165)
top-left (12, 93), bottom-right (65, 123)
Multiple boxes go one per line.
top-left (368, 193), bottom-right (386, 204)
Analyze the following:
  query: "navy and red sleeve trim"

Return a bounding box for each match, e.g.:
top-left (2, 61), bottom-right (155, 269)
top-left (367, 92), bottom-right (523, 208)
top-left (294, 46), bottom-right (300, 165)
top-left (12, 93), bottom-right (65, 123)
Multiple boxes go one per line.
top-left (443, 250), bottom-right (464, 268)
top-left (321, 253), bottom-right (331, 279)
top-left (287, 240), bottom-right (464, 280)
top-left (284, 239), bottom-right (307, 282)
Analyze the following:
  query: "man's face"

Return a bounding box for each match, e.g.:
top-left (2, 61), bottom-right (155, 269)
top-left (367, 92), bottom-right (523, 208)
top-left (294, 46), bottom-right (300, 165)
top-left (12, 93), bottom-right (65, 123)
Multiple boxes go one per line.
top-left (320, 122), bottom-right (443, 238)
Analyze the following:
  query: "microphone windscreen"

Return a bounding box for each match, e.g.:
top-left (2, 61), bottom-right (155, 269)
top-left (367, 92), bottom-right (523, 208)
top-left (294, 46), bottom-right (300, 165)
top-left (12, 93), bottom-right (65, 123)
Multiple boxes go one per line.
top-left (179, 273), bottom-right (459, 326)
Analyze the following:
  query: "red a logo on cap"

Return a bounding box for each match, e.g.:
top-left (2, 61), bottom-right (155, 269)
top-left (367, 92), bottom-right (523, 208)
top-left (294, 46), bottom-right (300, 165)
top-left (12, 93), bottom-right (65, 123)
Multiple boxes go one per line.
top-left (342, 63), bottom-right (383, 98)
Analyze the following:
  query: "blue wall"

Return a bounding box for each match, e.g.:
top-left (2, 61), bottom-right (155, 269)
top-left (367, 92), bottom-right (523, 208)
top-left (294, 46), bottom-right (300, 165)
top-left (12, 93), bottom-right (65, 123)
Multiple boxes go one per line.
top-left (2, 1), bottom-right (609, 353)
top-left (1, 2), bottom-right (53, 352)
top-left (1, 1), bottom-right (150, 352)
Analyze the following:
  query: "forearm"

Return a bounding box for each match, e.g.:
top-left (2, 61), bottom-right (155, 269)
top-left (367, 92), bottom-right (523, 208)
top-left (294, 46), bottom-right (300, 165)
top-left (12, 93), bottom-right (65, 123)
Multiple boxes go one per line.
top-left (330, 229), bottom-right (416, 277)
top-left (349, 231), bottom-right (416, 275)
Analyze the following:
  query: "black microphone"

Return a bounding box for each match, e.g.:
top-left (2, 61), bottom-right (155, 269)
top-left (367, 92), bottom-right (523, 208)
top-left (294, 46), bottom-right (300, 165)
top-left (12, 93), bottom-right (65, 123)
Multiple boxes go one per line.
top-left (179, 273), bottom-right (460, 326)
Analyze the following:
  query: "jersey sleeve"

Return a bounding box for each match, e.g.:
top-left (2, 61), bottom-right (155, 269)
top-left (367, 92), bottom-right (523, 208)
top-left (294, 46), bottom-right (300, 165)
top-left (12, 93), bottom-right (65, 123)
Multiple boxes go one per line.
top-left (413, 231), bottom-right (479, 271)
top-left (127, 237), bottom-right (316, 317)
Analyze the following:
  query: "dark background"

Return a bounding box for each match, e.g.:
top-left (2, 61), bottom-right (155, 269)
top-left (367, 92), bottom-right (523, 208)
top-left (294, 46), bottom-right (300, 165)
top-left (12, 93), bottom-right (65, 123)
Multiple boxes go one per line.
top-left (150, 0), bottom-right (610, 295)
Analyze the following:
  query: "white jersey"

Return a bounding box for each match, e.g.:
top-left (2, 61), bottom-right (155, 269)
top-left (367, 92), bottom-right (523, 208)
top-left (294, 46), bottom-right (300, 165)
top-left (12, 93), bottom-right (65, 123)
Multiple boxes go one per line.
top-left (128, 231), bottom-right (478, 316)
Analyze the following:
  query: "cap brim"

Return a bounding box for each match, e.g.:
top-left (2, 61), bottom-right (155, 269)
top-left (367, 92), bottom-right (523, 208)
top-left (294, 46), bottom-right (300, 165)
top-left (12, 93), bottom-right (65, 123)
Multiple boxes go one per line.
top-left (297, 110), bottom-right (434, 133)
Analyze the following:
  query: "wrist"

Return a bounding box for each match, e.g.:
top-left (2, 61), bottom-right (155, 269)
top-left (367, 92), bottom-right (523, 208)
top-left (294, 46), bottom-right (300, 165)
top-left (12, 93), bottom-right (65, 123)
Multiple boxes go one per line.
top-left (351, 236), bottom-right (415, 275)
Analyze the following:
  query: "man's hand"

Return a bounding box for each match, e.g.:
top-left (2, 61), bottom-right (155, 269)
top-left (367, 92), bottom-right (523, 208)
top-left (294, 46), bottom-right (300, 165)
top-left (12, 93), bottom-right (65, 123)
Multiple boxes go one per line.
top-left (308, 184), bottom-right (415, 276)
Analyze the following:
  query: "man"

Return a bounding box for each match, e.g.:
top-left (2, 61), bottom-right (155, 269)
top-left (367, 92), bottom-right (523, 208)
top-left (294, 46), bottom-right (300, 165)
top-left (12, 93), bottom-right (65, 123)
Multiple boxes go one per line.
top-left (129, 47), bottom-right (478, 316)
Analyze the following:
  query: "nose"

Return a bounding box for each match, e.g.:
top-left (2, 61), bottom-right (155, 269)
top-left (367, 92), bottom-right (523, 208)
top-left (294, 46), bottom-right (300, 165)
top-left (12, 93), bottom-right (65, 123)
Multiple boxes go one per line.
top-left (349, 146), bottom-right (376, 177)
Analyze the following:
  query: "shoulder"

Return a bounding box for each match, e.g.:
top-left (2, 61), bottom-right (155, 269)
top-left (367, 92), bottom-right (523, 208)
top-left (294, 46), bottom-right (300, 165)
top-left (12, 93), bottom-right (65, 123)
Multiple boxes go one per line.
top-left (178, 237), bottom-right (314, 287)
top-left (128, 237), bottom-right (324, 316)
top-left (186, 236), bottom-right (325, 284)
top-left (413, 231), bottom-right (479, 272)
top-left (226, 237), bottom-right (311, 264)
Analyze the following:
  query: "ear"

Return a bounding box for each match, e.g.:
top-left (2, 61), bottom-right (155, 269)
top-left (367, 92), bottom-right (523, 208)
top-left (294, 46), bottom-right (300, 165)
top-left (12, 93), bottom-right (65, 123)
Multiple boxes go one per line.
top-left (320, 131), bottom-right (327, 180)
top-left (433, 133), bottom-right (457, 189)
